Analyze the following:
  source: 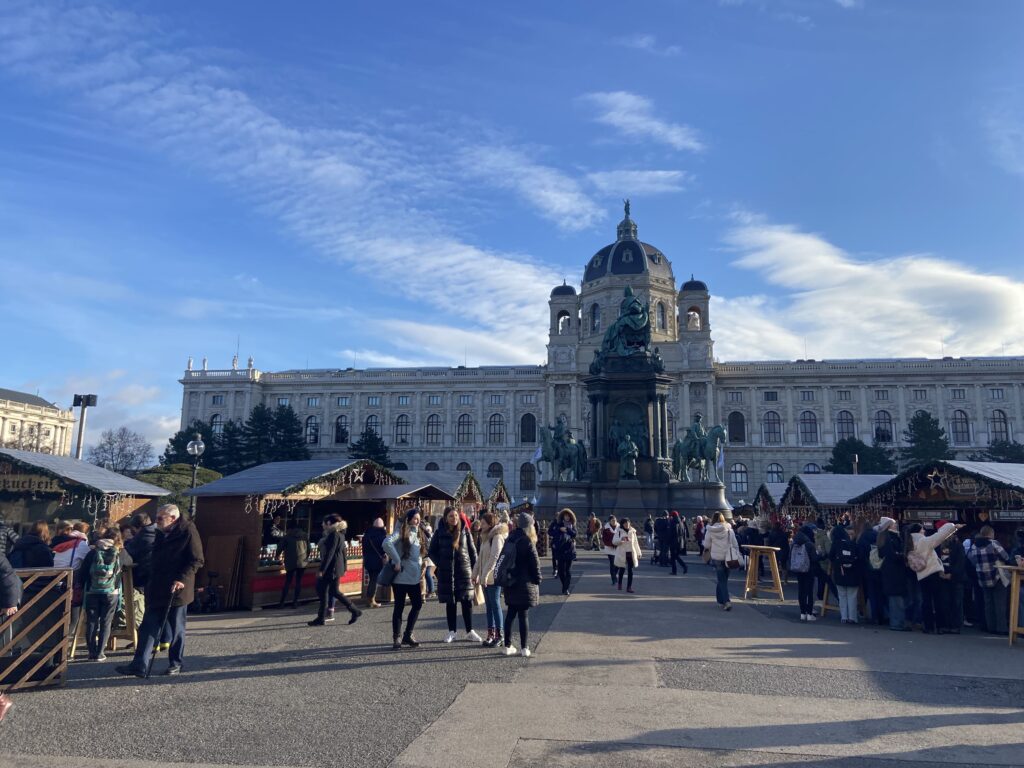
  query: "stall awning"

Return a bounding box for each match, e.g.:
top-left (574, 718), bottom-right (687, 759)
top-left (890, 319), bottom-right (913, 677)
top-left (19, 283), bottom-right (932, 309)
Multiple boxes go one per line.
top-left (781, 473), bottom-right (895, 510)
top-left (328, 483), bottom-right (454, 502)
top-left (187, 459), bottom-right (402, 497)
top-left (849, 460), bottom-right (1024, 505)
top-left (0, 448), bottom-right (169, 497)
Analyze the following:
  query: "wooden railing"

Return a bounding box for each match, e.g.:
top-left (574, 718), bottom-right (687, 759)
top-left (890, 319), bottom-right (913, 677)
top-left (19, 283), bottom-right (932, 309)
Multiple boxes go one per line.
top-left (0, 568), bottom-right (73, 692)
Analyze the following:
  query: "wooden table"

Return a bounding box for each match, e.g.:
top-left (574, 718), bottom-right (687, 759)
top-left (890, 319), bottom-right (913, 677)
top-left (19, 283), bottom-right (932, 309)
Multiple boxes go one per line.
top-left (996, 564), bottom-right (1024, 647)
top-left (742, 545), bottom-right (785, 602)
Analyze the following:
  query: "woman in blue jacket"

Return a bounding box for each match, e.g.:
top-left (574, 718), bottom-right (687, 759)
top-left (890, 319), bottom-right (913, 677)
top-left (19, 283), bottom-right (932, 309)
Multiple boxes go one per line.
top-left (383, 508), bottom-right (428, 650)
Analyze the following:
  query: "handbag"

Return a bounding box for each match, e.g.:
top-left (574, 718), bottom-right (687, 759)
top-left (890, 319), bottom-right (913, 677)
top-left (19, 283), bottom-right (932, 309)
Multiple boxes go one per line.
top-left (473, 583), bottom-right (485, 606)
top-left (701, 550), bottom-right (712, 564)
top-left (376, 563), bottom-right (398, 587)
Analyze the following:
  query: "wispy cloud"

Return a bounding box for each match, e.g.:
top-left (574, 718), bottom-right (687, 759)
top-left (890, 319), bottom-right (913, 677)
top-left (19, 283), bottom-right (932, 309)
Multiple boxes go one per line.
top-left (834, 0), bottom-right (864, 9)
top-left (579, 91), bottom-right (705, 152)
top-left (614, 34), bottom-right (681, 57)
top-left (459, 146), bottom-right (602, 232)
top-left (587, 169), bottom-right (691, 195)
top-left (713, 213), bottom-right (1024, 361)
top-left (985, 90), bottom-right (1024, 178)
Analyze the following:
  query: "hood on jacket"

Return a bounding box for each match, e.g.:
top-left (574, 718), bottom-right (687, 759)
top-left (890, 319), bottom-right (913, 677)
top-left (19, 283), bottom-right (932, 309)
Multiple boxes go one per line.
top-left (558, 509), bottom-right (577, 525)
top-left (95, 538), bottom-right (116, 551)
top-left (325, 520), bottom-right (347, 534)
top-left (831, 525), bottom-right (851, 543)
top-left (705, 523), bottom-right (731, 541)
top-left (486, 522), bottom-right (509, 542)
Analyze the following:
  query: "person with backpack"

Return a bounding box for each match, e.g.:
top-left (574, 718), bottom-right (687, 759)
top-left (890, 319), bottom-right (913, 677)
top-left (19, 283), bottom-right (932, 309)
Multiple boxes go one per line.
top-left (548, 509), bottom-right (577, 596)
top-left (80, 528), bottom-right (129, 661)
top-left (829, 522), bottom-right (861, 624)
top-left (601, 516), bottom-right (619, 585)
top-left (586, 513), bottom-right (601, 551)
top-left (789, 524), bottom-right (817, 621)
top-left (499, 512), bottom-right (542, 657)
top-left (704, 512), bottom-right (741, 611)
top-left (428, 506), bottom-right (480, 644)
top-left (473, 511), bottom-right (508, 647)
top-left (907, 521), bottom-right (957, 634)
top-left (383, 508), bottom-right (428, 649)
top-left (613, 518), bottom-right (642, 593)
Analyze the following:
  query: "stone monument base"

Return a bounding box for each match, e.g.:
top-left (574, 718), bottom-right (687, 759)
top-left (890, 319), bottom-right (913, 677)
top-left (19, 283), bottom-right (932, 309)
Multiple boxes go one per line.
top-left (535, 479), bottom-right (731, 522)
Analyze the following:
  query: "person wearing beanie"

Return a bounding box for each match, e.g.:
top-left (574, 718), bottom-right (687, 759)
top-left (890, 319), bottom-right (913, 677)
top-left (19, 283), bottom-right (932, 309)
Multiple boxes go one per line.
top-left (790, 523), bottom-right (819, 622)
top-left (877, 523), bottom-right (909, 630)
top-left (428, 506), bottom-right (480, 644)
top-left (362, 517), bottom-right (388, 609)
top-left (501, 512), bottom-right (541, 657)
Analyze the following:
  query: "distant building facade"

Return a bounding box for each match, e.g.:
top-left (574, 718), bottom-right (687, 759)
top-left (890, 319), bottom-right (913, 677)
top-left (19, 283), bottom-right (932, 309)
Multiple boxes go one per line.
top-left (0, 388), bottom-right (76, 456)
top-left (179, 207), bottom-right (1024, 505)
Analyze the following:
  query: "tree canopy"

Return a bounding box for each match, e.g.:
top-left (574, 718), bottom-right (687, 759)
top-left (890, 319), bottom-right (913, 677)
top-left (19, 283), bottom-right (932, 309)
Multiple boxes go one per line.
top-left (87, 426), bottom-right (155, 474)
top-left (900, 411), bottom-right (955, 468)
top-left (348, 427), bottom-right (393, 468)
top-left (824, 437), bottom-right (896, 475)
top-left (969, 439), bottom-right (1024, 464)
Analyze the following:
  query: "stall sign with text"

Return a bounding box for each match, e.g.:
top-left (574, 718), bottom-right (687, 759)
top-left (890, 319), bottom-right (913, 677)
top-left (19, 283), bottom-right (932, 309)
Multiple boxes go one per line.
top-left (991, 509), bottom-right (1024, 521)
top-left (0, 474), bottom-right (63, 493)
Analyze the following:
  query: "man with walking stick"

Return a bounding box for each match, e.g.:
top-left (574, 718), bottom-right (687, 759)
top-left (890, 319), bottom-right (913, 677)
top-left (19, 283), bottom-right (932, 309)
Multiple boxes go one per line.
top-left (116, 504), bottom-right (204, 678)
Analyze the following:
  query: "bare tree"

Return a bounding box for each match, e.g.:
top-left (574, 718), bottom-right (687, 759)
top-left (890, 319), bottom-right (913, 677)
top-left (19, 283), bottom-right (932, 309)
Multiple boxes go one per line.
top-left (86, 427), bottom-right (155, 473)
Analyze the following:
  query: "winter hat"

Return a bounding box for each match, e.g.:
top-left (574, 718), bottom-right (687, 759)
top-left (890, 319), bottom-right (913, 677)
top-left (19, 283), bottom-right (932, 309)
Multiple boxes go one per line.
top-left (517, 512), bottom-right (535, 531)
top-left (405, 508), bottom-right (421, 523)
top-left (875, 517), bottom-right (897, 534)
top-left (670, 510), bottom-right (679, 518)
top-left (372, 518), bottom-right (385, 528)
top-left (935, 519), bottom-right (949, 530)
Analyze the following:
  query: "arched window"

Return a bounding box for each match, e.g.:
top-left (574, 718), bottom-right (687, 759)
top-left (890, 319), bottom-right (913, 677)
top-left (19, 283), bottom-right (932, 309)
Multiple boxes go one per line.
top-left (520, 413), bottom-right (537, 444)
top-left (835, 410), bottom-right (855, 441)
top-left (686, 307), bottom-right (701, 331)
top-left (425, 414), bottom-right (441, 445)
top-left (803, 463), bottom-right (822, 474)
top-left (766, 463), bottom-right (784, 484)
top-left (392, 462), bottom-right (408, 471)
top-left (394, 414), bottom-right (410, 444)
top-left (762, 411), bottom-right (782, 445)
top-left (951, 410), bottom-right (971, 445)
top-left (727, 411), bottom-right (746, 443)
top-left (990, 409), bottom-right (1010, 444)
top-left (488, 413), bottom-right (505, 445)
top-left (520, 462), bottom-right (536, 491)
top-left (873, 410), bottom-right (893, 444)
top-left (305, 415), bottom-right (320, 444)
top-left (456, 462), bottom-right (471, 472)
top-left (210, 414), bottom-right (223, 435)
top-left (334, 415), bottom-right (349, 444)
top-left (590, 303), bottom-right (601, 333)
top-left (487, 462), bottom-right (503, 479)
top-left (456, 414), bottom-right (473, 445)
top-left (798, 410), bottom-right (818, 445)
top-left (656, 302), bottom-right (666, 330)
top-left (365, 414), bottom-right (380, 438)
top-left (729, 463), bottom-right (748, 494)
top-left (425, 462), bottom-right (439, 471)
top-left (557, 310), bottom-right (571, 335)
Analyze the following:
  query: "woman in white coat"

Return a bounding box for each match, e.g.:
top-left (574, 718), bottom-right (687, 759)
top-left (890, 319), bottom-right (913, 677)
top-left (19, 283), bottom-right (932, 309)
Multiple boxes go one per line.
top-left (472, 510), bottom-right (509, 647)
top-left (704, 512), bottom-right (741, 610)
top-left (908, 521), bottom-right (957, 634)
top-left (613, 518), bottom-right (642, 593)
top-left (601, 516), bottom-right (619, 586)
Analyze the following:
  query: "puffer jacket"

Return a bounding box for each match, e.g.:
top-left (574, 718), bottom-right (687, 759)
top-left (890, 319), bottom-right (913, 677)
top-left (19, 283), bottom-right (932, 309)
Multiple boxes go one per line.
top-left (703, 523), bottom-right (739, 563)
top-left (428, 521), bottom-right (477, 603)
top-left (910, 523), bottom-right (956, 581)
top-left (548, 513), bottom-right (577, 562)
top-left (8, 534), bottom-right (54, 570)
top-left (502, 529), bottom-right (541, 608)
top-left (318, 521), bottom-right (348, 580)
top-left (878, 532), bottom-right (908, 597)
top-left (0, 520), bottom-right (18, 557)
top-left (282, 527), bottom-right (309, 571)
top-left (473, 523), bottom-right (508, 587)
top-left (124, 523), bottom-right (157, 590)
top-left (612, 525), bottom-right (642, 568)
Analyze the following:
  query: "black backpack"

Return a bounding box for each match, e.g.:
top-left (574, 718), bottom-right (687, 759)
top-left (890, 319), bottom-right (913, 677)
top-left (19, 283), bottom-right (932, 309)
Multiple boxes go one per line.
top-left (494, 538), bottom-right (518, 590)
top-left (837, 544), bottom-right (858, 571)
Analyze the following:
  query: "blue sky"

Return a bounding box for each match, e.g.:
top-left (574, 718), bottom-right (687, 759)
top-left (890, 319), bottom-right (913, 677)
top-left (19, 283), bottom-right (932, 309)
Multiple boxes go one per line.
top-left (2, 0), bottom-right (1023, 451)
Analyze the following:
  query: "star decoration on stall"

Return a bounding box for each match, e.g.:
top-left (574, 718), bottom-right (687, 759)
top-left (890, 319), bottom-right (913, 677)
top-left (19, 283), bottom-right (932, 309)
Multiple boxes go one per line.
top-left (926, 469), bottom-right (945, 490)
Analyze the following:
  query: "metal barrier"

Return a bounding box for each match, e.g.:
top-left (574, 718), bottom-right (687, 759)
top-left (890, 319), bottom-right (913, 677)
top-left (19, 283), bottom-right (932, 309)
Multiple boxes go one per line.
top-left (0, 568), bottom-right (74, 692)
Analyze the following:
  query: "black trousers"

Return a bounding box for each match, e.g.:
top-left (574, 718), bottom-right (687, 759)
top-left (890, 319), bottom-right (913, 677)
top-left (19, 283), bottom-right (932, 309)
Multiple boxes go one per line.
top-left (797, 573), bottom-right (815, 615)
top-left (607, 555), bottom-right (617, 582)
top-left (504, 605), bottom-right (530, 648)
top-left (616, 554), bottom-right (635, 589)
top-left (556, 558), bottom-right (572, 592)
top-left (280, 567), bottom-right (305, 605)
top-left (669, 546), bottom-right (687, 574)
top-left (391, 583), bottom-right (423, 638)
top-left (445, 599), bottom-right (473, 632)
top-left (919, 572), bottom-right (945, 632)
top-left (316, 575), bottom-right (356, 620)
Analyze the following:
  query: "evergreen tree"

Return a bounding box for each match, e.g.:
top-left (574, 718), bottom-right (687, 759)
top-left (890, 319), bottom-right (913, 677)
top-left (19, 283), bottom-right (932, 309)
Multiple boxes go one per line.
top-left (824, 437), bottom-right (896, 474)
top-left (271, 405), bottom-right (311, 461)
top-left (242, 404), bottom-right (277, 466)
top-left (162, 420), bottom-right (214, 467)
top-left (969, 439), bottom-right (1024, 464)
top-left (348, 427), bottom-right (393, 467)
top-left (900, 411), bottom-right (955, 468)
top-left (215, 419), bottom-right (249, 475)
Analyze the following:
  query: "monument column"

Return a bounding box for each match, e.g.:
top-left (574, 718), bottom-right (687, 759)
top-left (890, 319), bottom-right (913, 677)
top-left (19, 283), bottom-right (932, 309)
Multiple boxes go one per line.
top-left (595, 397), bottom-right (605, 459)
top-left (660, 396), bottom-right (669, 458)
top-left (647, 397), bottom-right (657, 457)
top-left (652, 396), bottom-right (662, 458)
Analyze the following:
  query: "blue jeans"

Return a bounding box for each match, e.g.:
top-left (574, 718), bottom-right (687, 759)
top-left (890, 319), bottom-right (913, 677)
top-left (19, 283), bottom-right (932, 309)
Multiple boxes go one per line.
top-left (836, 585), bottom-right (858, 622)
top-left (887, 596), bottom-right (907, 630)
top-left (129, 603), bottom-right (187, 673)
top-left (84, 592), bottom-right (118, 658)
top-left (714, 561), bottom-right (731, 605)
top-left (483, 585), bottom-right (503, 630)
top-left (425, 568), bottom-right (435, 595)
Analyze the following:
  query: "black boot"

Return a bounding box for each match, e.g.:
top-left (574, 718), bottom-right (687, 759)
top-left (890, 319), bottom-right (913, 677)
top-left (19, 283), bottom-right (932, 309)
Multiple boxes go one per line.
top-left (392, 636), bottom-right (402, 650)
top-left (402, 633), bottom-right (420, 647)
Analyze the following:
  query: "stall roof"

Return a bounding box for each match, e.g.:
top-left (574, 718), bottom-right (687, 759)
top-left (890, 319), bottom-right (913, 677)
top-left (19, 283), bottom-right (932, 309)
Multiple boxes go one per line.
top-left (397, 471), bottom-right (475, 500)
top-left (756, 482), bottom-right (789, 506)
top-left (187, 459), bottom-right (407, 497)
top-left (849, 460), bottom-right (1024, 504)
top-left (782, 473), bottom-right (895, 508)
top-left (330, 483), bottom-right (454, 502)
top-left (0, 448), bottom-right (170, 496)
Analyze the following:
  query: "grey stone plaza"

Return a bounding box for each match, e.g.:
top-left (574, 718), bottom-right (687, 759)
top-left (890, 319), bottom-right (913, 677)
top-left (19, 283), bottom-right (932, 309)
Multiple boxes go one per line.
top-left (1, 552), bottom-right (1021, 768)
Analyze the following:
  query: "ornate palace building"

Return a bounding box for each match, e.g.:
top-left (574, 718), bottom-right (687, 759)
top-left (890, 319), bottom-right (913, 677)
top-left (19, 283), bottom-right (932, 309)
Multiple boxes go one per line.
top-left (179, 206), bottom-right (1024, 505)
top-left (0, 388), bottom-right (76, 456)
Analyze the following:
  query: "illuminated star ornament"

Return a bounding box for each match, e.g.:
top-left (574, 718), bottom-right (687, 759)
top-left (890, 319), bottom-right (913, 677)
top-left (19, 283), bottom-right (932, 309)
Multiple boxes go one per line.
top-left (926, 469), bottom-right (945, 490)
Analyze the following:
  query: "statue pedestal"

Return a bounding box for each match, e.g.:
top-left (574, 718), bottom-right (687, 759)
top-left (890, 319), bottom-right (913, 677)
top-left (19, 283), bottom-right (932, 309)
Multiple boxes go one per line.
top-left (536, 479), bottom-right (730, 523)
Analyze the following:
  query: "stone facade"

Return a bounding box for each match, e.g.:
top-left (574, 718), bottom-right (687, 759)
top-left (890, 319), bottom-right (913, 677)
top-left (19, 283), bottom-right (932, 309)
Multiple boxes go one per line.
top-left (179, 209), bottom-right (1024, 505)
top-left (0, 389), bottom-right (76, 456)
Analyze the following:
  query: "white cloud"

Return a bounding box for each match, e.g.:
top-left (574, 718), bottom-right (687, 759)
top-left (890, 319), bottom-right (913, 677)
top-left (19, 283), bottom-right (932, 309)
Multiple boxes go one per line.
top-left (579, 91), bottom-right (705, 152)
top-left (587, 170), bottom-right (691, 195)
top-left (834, 0), bottom-right (864, 8)
top-left (614, 34), bottom-right (681, 57)
top-left (713, 215), bottom-right (1024, 361)
top-left (985, 91), bottom-right (1024, 178)
top-left (459, 146), bottom-right (602, 232)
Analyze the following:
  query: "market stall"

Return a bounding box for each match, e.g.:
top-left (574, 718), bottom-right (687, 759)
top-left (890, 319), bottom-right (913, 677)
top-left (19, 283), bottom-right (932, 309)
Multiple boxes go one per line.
top-left (0, 448), bottom-right (168, 531)
top-left (752, 482), bottom-right (788, 522)
top-left (187, 459), bottom-right (454, 609)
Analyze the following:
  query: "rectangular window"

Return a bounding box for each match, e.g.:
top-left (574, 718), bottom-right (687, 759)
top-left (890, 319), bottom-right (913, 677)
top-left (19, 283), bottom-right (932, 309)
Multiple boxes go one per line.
top-left (912, 389), bottom-right (927, 401)
top-left (520, 393), bottom-right (537, 405)
top-left (211, 394), bottom-right (224, 405)
top-left (306, 397), bottom-right (319, 407)
top-left (459, 394), bottom-right (473, 405)
top-left (763, 391), bottom-right (778, 402)
top-left (951, 388), bottom-right (966, 401)
top-left (836, 390), bottom-right (851, 401)
top-left (428, 394), bottom-right (442, 405)
top-left (277, 397), bottom-right (290, 407)
top-left (489, 394), bottom-right (504, 405)
top-left (336, 396), bottom-right (350, 407)
top-left (727, 391), bottom-right (743, 403)
top-left (875, 390), bottom-right (889, 401)
top-left (398, 395), bottom-right (410, 406)
top-left (800, 390), bottom-right (814, 402)
top-left (990, 388), bottom-right (1004, 400)
top-left (367, 396), bottom-right (381, 406)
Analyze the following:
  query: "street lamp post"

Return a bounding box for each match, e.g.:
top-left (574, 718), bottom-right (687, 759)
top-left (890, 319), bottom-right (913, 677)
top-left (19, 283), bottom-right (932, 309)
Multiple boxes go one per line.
top-left (186, 433), bottom-right (206, 518)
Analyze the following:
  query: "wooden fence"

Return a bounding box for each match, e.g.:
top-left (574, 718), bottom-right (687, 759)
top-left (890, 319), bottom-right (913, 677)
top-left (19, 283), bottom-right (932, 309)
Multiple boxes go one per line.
top-left (1, 567), bottom-right (74, 692)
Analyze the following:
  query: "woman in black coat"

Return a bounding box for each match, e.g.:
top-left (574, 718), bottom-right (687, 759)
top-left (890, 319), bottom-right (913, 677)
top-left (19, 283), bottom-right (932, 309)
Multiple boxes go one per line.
top-left (309, 516), bottom-right (361, 626)
top-left (501, 512), bottom-right (542, 657)
top-left (878, 527), bottom-right (909, 631)
top-left (8, 521), bottom-right (54, 570)
top-left (428, 507), bottom-right (479, 643)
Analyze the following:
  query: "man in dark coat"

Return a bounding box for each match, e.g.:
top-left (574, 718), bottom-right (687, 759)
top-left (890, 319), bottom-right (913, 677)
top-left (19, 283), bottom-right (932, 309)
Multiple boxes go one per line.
top-left (309, 516), bottom-right (361, 626)
top-left (116, 505), bottom-right (204, 677)
top-left (654, 510), bottom-right (670, 567)
top-left (124, 513), bottom-right (157, 591)
top-left (361, 518), bottom-right (388, 607)
top-left (668, 511), bottom-right (688, 574)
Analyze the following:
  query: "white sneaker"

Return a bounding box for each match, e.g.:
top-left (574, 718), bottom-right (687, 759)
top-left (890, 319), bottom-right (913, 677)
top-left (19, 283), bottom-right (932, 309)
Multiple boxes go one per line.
top-left (443, 631), bottom-right (457, 644)
top-left (520, 647), bottom-right (531, 658)
top-left (805, 614), bottom-right (817, 622)
top-left (799, 614), bottom-right (807, 622)
top-left (502, 645), bottom-right (517, 656)
top-left (465, 629), bottom-right (482, 642)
